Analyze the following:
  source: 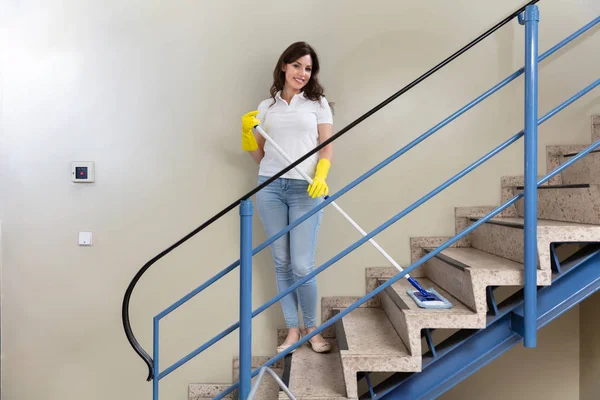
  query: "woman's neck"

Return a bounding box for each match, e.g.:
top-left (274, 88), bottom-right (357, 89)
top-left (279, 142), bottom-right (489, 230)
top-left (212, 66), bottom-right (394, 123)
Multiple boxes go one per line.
top-left (281, 86), bottom-right (301, 103)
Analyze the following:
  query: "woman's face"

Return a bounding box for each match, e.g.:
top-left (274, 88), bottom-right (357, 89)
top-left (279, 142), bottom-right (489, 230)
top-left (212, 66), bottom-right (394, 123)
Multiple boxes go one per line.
top-left (282, 54), bottom-right (313, 92)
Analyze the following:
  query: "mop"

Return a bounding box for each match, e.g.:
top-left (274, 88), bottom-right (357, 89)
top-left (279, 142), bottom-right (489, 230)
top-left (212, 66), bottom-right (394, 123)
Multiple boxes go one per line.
top-left (253, 124), bottom-right (451, 309)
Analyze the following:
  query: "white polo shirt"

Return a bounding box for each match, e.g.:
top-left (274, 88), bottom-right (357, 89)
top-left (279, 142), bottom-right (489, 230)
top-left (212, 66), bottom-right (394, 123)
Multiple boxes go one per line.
top-left (256, 91), bottom-right (333, 180)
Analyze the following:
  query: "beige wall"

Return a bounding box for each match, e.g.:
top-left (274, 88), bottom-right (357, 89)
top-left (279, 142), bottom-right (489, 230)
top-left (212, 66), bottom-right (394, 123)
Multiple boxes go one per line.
top-left (1, 1), bottom-right (599, 399)
top-left (0, 220), bottom-right (3, 390)
top-left (580, 291), bottom-right (600, 400)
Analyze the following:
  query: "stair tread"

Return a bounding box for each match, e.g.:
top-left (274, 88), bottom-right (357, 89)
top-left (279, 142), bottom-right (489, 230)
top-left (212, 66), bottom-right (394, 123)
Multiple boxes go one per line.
top-left (438, 247), bottom-right (523, 271)
top-left (562, 149), bottom-right (600, 158)
top-left (515, 184), bottom-right (591, 189)
top-left (286, 341), bottom-right (346, 398)
top-left (188, 384), bottom-right (232, 400)
top-left (472, 216), bottom-right (598, 227)
top-left (249, 367), bottom-right (283, 400)
top-left (389, 278), bottom-right (473, 315)
top-left (339, 308), bottom-right (411, 356)
top-left (189, 368), bottom-right (283, 400)
top-left (501, 175), bottom-right (548, 187)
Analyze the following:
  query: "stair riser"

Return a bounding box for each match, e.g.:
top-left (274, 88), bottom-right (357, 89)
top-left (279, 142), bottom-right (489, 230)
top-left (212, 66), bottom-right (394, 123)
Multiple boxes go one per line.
top-left (546, 145), bottom-right (586, 185)
top-left (380, 291), bottom-right (415, 355)
top-left (501, 176), bottom-right (549, 217)
top-left (560, 152), bottom-right (600, 185)
top-left (469, 222), bottom-right (527, 266)
top-left (410, 237), bottom-right (468, 265)
top-left (425, 258), bottom-right (479, 312)
top-left (515, 186), bottom-right (600, 224)
top-left (455, 206), bottom-right (507, 244)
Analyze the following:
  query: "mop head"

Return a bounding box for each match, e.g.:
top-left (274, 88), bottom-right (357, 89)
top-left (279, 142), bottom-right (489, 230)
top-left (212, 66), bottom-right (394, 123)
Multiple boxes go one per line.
top-left (407, 288), bottom-right (453, 309)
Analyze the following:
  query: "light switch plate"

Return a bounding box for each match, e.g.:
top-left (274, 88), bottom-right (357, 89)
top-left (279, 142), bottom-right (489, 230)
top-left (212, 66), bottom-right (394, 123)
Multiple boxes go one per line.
top-left (72, 161), bottom-right (95, 182)
top-left (79, 232), bottom-right (93, 246)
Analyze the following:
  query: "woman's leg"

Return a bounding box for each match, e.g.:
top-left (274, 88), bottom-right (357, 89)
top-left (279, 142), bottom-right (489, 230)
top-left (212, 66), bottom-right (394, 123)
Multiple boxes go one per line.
top-left (287, 179), bottom-right (330, 352)
top-left (287, 179), bottom-right (324, 329)
top-left (255, 176), bottom-right (299, 330)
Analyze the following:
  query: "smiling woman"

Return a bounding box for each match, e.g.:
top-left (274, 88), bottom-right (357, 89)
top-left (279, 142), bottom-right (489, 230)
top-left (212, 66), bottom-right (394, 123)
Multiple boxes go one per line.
top-left (239, 41), bottom-right (335, 356)
top-left (269, 42), bottom-right (326, 105)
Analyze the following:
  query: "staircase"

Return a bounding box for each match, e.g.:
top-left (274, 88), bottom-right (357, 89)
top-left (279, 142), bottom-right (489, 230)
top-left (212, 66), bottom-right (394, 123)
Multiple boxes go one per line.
top-left (121, 3), bottom-right (600, 399)
top-left (188, 119), bottom-right (600, 399)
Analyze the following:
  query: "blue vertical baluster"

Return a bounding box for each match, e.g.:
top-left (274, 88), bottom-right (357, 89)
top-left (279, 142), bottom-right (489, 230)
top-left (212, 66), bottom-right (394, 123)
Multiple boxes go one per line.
top-left (153, 317), bottom-right (159, 400)
top-left (239, 199), bottom-right (254, 399)
top-left (522, 4), bottom-right (539, 348)
top-left (365, 373), bottom-right (376, 399)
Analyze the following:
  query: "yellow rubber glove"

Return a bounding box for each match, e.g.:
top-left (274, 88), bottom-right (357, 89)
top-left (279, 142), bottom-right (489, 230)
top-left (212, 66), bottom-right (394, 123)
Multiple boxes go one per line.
top-left (241, 110), bottom-right (260, 151)
top-left (308, 158), bottom-right (331, 198)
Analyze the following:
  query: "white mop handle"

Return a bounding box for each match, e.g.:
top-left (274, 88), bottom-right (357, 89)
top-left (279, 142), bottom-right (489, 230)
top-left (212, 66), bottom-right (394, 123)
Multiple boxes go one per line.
top-left (254, 126), bottom-right (315, 184)
top-left (253, 125), bottom-right (407, 275)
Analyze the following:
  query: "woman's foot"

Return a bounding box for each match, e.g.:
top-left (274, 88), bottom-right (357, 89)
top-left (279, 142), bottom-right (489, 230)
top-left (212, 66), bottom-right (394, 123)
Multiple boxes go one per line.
top-left (277, 328), bottom-right (301, 354)
top-left (303, 327), bottom-right (331, 353)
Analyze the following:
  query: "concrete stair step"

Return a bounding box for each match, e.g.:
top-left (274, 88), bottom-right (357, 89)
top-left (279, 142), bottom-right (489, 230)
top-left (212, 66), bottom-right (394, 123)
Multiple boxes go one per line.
top-left (424, 247), bottom-right (551, 313)
top-left (377, 277), bottom-right (484, 356)
top-left (189, 355), bottom-right (284, 399)
top-left (559, 151), bottom-right (600, 185)
top-left (282, 339), bottom-right (346, 400)
top-left (546, 144), bottom-right (587, 185)
top-left (189, 368), bottom-right (282, 400)
top-left (467, 217), bottom-right (600, 271)
top-left (513, 184), bottom-right (600, 224)
top-left (335, 307), bottom-right (419, 399)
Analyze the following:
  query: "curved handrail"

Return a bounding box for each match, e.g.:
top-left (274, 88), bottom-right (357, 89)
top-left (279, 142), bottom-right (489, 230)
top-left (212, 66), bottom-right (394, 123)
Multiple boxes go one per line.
top-left (122, 0), bottom-right (541, 379)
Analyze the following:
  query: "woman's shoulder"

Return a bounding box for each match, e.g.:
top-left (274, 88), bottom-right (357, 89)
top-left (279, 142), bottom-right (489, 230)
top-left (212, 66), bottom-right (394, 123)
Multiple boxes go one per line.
top-left (299, 94), bottom-right (329, 109)
top-left (257, 98), bottom-right (270, 107)
top-left (257, 98), bottom-right (274, 113)
top-left (312, 96), bottom-right (332, 114)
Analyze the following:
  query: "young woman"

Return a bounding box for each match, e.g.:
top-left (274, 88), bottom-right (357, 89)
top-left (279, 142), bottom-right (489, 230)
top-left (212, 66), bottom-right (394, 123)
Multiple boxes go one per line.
top-left (240, 42), bottom-right (333, 354)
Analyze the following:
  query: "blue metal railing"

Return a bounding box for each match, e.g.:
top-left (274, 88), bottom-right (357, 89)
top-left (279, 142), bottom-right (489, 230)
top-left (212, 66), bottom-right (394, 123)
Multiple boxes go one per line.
top-left (239, 200), bottom-right (253, 399)
top-left (141, 7), bottom-right (600, 400)
top-left (521, 5), bottom-right (540, 348)
top-left (123, 1), bottom-right (544, 379)
top-left (212, 81), bottom-right (600, 400)
top-left (152, 12), bottom-right (599, 337)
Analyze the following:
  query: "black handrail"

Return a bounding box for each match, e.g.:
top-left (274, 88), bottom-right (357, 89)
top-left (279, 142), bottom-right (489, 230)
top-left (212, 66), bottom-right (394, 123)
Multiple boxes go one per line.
top-left (122, 0), bottom-right (540, 380)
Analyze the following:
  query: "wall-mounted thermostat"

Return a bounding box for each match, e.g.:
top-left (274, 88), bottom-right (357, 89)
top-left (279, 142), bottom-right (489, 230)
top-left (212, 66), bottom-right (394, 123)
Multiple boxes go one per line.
top-left (71, 161), bottom-right (95, 183)
top-left (79, 232), bottom-right (93, 246)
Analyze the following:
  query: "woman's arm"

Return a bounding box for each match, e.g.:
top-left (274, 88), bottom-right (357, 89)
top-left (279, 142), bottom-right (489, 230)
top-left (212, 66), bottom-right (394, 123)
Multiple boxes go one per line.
top-left (307, 123), bottom-right (334, 198)
top-left (317, 123), bottom-right (333, 161)
top-left (248, 131), bottom-right (266, 164)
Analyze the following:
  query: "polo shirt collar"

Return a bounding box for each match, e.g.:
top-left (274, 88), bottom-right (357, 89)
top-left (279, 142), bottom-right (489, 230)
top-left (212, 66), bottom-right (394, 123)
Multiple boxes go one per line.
top-left (275, 90), bottom-right (307, 104)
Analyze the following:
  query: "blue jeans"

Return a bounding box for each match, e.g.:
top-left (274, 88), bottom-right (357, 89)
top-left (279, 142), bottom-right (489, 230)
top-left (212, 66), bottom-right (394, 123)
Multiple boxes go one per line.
top-left (256, 175), bottom-right (323, 328)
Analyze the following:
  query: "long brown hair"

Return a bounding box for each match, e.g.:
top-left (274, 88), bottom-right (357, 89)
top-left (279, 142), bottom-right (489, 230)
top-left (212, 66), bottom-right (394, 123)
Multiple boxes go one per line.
top-left (269, 42), bottom-right (326, 106)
